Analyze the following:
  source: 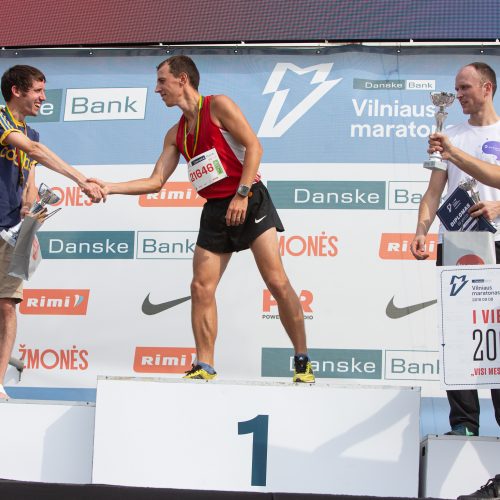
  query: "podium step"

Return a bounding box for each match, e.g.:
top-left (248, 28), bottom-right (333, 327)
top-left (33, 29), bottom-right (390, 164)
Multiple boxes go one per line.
top-left (92, 377), bottom-right (420, 496)
top-left (0, 399), bottom-right (94, 483)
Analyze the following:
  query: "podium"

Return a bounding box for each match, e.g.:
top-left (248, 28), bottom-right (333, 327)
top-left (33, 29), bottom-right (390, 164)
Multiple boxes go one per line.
top-left (92, 377), bottom-right (420, 496)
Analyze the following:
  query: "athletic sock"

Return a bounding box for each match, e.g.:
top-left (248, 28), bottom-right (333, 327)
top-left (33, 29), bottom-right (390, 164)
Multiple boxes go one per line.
top-left (197, 361), bottom-right (216, 374)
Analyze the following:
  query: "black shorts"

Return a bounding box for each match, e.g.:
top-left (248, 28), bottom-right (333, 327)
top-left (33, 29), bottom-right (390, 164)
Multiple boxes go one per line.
top-left (197, 181), bottom-right (284, 253)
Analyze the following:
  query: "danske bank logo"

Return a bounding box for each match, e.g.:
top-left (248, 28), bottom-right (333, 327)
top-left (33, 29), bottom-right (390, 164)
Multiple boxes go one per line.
top-left (37, 231), bottom-right (135, 259)
top-left (267, 181), bottom-right (385, 209)
top-left (64, 88), bottom-right (147, 121)
top-left (261, 348), bottom-right (382, 379)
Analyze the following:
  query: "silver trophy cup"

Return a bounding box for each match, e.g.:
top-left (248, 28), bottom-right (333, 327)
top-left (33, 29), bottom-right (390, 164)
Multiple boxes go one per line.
top-left (0, 183), bottom-right (61, 246)
top-left (459, 176), bottom-right (480, 204)
top-left (423, 91), bottom-right (455, 171)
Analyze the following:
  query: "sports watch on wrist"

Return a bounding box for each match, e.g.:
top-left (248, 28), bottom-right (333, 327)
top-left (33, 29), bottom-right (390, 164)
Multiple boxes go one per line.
top-left (237, 184), bottom-right (251, 197)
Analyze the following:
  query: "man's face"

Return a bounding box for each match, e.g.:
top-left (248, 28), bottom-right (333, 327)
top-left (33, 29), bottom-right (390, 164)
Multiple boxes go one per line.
top-left (455, 66), bottom-right (489, 116)
top-left (155, 65), bottom-right (183, 107)
top-left (14, 79), bottom-right (46, 117)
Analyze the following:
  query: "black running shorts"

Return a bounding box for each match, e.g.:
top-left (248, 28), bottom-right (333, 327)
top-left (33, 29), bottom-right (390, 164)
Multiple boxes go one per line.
top-left (196, 181), bottom-right (284, 253)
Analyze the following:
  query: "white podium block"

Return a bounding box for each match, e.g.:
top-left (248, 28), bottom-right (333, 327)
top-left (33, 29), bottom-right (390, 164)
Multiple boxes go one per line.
top-left (420, 435), bottom-right (500, 498)
top-left (92, 377), bottom-right (420, 496)
top-left (0, 399), bottom-right (95, 483)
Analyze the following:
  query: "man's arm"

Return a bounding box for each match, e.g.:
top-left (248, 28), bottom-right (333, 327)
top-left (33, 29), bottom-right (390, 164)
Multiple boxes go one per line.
top-left (430, 132), bottom-right (500, 189)
top-left (210, 95), bottom-right (263, 226)
top-left (410, 170), bottom-right (447, 260)
top-left (93, 125), bottom-right (180, 196)
top-left (21, 165), bottom-right (37, 217)
top-left (5, 131), bottom-right (104, 202)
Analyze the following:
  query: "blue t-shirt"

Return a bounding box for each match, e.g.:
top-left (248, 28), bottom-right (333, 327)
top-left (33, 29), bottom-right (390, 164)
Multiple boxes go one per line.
top-left (0, 106), bottom-right (39, 231)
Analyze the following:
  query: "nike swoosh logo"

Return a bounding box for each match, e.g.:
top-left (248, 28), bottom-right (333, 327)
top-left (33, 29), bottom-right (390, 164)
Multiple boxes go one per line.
top-left (255, 215), bottom-right (267, 223)
top-left (386, 296), bottom-right (437, 319)
top-left (142, 294), bottom-right (191, 316)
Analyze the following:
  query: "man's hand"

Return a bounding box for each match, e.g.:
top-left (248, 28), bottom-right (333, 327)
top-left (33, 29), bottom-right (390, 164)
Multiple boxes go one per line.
top-left (428, 132), bottom-right (453, 160)
top-left (225, 195), bottom-right (248, 226)
top-left (410, 235), bottom-right (430, 260)
top-left (469, 201), bottom-right (500, 221)
top-left (81, 180), bottom-right (107, 203)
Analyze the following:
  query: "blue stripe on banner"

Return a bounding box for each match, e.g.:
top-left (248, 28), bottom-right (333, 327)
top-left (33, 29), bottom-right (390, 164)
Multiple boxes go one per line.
top-left (4, 386), bottom-right (96, 402)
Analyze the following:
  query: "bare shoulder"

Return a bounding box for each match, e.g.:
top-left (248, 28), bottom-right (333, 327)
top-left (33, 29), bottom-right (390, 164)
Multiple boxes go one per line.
top-left (163, 122), bottom-right (180, 146)
top-left (210, 94), bottom-right (248, 129)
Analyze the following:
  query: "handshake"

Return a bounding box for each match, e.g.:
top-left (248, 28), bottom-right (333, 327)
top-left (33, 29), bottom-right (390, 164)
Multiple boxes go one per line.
top-left (80, 178), bottom-right (108, 203)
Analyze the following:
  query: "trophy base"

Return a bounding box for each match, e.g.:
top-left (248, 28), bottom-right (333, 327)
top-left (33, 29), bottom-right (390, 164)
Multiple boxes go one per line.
top-left (423, 158), bottom-right (447, 171)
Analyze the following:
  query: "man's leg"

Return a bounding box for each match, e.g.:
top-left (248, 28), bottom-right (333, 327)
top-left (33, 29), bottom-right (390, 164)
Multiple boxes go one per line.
top-left (190, 245), bottom-right (232, 367)
top-left (250, 228), bottom-right (307, 353)
top-left (446, 390), bottom-right (480, 435)
top-left (0, 298), bottom-right (17, 398)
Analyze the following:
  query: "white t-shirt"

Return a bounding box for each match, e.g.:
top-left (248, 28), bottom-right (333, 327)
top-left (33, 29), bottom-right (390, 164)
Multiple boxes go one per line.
top-left (440, 120), bottom-right (500, 241)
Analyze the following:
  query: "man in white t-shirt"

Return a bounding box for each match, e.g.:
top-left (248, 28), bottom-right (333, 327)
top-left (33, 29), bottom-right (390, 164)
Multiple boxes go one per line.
top-left (411, 62), bottom-right (500, 440)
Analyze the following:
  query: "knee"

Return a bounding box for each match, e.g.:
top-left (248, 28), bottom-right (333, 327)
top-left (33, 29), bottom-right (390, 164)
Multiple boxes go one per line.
top-left (190, 279), bottom-right (215, 304)
top-left (0, 298), bottom-right (17, 316)
top-left (265, 276), bottom-right (291, 301)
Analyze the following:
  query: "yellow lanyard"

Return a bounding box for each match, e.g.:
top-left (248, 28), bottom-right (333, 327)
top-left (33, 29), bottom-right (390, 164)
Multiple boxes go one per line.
top-left (5, 106), bottom-right (27, 187)
top-left (183, 95), bottom-right (203, 161)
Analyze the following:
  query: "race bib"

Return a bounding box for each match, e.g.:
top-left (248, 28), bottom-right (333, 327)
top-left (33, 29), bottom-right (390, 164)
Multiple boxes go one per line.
top-left (187, 148), bottom-right (227, 192)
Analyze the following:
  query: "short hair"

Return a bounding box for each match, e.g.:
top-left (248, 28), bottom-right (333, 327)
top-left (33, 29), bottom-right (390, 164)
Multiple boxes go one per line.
top-left (466, 62), bottom-right (497, 97)
top-left (157, 56), bottom-right (200, 91)
top-left (1, 65), bottom-right (46, 102)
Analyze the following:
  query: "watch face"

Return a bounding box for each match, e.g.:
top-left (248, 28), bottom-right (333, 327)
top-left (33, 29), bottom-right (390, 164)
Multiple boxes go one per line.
top-left (238, 185), bottom-right (250, 196)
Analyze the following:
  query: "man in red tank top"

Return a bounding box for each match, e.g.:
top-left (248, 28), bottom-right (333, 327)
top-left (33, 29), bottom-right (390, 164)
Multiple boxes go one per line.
top-left (92, 56), bottom-right (314, 383)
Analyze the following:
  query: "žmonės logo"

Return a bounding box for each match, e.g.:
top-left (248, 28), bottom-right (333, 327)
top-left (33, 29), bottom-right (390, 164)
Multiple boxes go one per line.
top-left (379, 233), bottom-right (438, 260)
top-left (262, 289), bottom-right (314, 320)
top-left (49, 185), bottom-right (94, 207)
top-left (133, 347), bottom-right (196, 373)
top-left (19, 289), bottom-right (90, 315)
top-left (139, 182), bottom-right (206, 207)
top-left (278, 232), bottom-right (338, 257)
top-left (258, 62), bottom-right (342, 137)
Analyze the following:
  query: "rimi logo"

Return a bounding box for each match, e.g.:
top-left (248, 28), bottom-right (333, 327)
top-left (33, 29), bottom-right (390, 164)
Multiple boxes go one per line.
top-left (133, 347), bottom-right (196, 373)
top-left (20, 289), bottom-right (90, 315)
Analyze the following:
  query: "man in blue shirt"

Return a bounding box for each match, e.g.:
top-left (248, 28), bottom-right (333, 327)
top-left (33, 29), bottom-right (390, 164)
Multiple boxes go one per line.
top-left (0, 65), bottom-right (104, 398)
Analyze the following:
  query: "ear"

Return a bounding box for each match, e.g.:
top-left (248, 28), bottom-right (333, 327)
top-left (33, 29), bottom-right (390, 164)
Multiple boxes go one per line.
top-left (484, 80), bottom-right (493, 97)
top-left (10, 85), bottom-right (23, 98)
top-left (179, 72), bottom-right (189, 86)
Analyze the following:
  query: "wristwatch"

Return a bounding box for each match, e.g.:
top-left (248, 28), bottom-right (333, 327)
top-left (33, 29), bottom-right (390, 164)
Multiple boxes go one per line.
top-left (237, 184), bottom-right (251, 197)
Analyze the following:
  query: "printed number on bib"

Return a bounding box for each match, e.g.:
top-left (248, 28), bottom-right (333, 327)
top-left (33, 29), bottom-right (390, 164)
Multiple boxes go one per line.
top-left (188, 148), bottom-right (227, 192)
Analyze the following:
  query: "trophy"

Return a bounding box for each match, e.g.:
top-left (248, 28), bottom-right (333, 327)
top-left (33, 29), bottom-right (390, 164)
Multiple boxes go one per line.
top-left (459, 176), bottom-right (480, 204)
top-left (0, 183), bottom-right (61, 246)
top-left (423, 91), bottom-right (455, 171)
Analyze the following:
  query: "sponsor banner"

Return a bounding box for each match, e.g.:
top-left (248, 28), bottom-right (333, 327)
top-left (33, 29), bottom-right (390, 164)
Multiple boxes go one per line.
top-left (384, 350), bottom-right (439, 381)
top-left (0, 50), bottom-right (479, 165)
top-left (63, 87), bottom-right (147, 121)
top-left (19, 344), bottom-right (89, 371)
top-left (136, 231), bottom-right (197, 259)
top-left (262, 289), bottom-right (314, 320)
top-left (38, 231), bottom-right (135, 259)
top-left (278, 233), bottom-right (338, 257)
top-left (133, 347), bottom-right (196, 373)
top-left (379, 233), bottom-right (438, 260)
top-left (261, 348), bottom-right (382, 379)
top-left (353, 79), bottom-right (435, 91)
top-left (139, 182), bottom-right (205, 207)
top-left (268, 181), bottom-right (385, 209)
top-left (20, 289), bottom-right (90, 315)
top-left (439, 266), bottom-right (500, 389)
top-left (387, 181), bottom-right (428, 210)
top-left (50, 186), bottom-right (94, 207)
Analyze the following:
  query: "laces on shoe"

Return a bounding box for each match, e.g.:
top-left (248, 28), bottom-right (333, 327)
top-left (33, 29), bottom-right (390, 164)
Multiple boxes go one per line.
top-left (185, 364), bottom-right (201, 375)
top-left (294, 356), bottom-right (309, 374)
